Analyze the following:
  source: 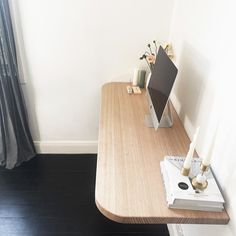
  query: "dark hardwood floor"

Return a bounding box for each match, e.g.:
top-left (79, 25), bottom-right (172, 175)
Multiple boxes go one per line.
top-left (0, 154), bottom-right (169, 236)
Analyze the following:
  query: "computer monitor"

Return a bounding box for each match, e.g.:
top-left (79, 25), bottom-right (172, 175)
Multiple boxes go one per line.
top-left (146, 46), bottom-right (178, 130)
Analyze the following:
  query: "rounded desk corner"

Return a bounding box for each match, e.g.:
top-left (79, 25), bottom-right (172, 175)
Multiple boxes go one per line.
top-left (101, 82), bottom-right (130, 90)
top-left (101, 82), bottom-right (108, 88)
top-left (101, 82), bottom-right (113, 89)
top-left (95, 198), bottom-right (127, 224)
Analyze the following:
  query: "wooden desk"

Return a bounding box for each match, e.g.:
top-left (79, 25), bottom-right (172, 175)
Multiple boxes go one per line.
top-left (95, 82), bottom-right (229, 224)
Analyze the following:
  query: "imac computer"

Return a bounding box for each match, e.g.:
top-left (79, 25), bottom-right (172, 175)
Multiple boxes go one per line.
top-left (145, 46), bottom-right (178, 130)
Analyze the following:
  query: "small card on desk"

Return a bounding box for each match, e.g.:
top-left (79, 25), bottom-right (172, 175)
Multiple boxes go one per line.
top-left (132, 86), bottom-right (142, 94)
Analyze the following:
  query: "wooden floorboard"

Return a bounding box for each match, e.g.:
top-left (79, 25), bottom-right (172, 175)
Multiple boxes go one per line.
top-left (0, 154), bottom-right (169, 236)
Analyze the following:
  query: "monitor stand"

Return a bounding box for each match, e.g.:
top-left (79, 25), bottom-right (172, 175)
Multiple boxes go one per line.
top-left (145, 100), bottom-right (173, 128)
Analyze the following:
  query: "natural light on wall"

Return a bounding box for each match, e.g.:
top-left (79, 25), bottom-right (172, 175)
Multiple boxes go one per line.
top-left (169, 0), bottom-right (236, 235)
top-left (9, 0), bottom-right (28, 84)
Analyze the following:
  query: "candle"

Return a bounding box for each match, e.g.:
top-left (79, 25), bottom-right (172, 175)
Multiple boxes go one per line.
top-left (183, 143), bottom-right (195, 169)
top-left (202, 153), bottom-right (212, 166)
top-left (132, 69), bottom-right (139, 86)
top-left (183, 127), bottom-right (200, 169)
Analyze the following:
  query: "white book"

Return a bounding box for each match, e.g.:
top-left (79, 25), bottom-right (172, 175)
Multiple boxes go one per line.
top-left (160, 156), bottom-right (225, 212)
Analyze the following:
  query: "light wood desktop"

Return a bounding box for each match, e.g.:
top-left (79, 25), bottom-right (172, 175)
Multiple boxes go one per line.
top-left (95, 82), bottom-right (229, 224)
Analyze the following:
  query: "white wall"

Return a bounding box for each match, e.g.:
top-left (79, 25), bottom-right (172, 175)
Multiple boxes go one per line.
top-left (169, 0), bottom-right (236, 235)
top-left (15, 0), bottom-right (174, 152)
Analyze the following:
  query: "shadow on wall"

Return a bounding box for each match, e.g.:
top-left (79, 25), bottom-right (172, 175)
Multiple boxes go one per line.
top-left (11, 0), bottom-right (41, 143)
top-left (174, 42), bottom-right (212, 133)
top-left (210, 113), bottom-right (236, 233)
top-left (21, 75), bottom-right (40, 143)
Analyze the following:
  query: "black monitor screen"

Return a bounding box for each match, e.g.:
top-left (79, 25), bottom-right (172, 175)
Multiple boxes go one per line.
top-left (147, 46), bottom-right (178, 122)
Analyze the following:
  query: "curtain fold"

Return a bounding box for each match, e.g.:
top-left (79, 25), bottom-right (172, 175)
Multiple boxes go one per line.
top-left (0, 0), bottom-right (35, 169)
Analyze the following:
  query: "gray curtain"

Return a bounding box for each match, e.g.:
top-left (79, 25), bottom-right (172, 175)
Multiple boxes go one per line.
top-left (0, 0), bottom-right (35, 169)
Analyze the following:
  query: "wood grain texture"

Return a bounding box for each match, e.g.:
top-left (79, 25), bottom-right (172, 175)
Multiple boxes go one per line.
top-left (95, 82), bottom-right (230, 224)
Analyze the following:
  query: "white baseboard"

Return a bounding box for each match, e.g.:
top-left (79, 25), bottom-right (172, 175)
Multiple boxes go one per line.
top-left (34, 141), bottom-right (98, 154)
top-left (168, 224), bottom-right (184, 236)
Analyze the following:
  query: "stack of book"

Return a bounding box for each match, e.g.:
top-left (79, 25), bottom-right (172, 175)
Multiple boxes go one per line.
top-left (160, 156), bottom-right (225, 212)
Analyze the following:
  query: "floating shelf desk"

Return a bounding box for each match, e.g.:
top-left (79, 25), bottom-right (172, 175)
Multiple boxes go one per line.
top-left (95, 82), bottom-right (229, 224)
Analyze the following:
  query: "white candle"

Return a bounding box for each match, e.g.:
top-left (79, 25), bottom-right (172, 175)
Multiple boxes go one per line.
top-left (183, 127), bottom-right (200, 169)
top-left (132, 69), bottom-right (139, 86)
top-left (183, 143), bottom-right (195, 169)
top-left (202, 153), bottom-right (212, 166)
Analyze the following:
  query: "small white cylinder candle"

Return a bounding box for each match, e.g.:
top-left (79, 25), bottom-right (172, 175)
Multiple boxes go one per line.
top-left (132, 69), bottom-right (139, 86)
top-left (183, 127), bottom-right (200, 169)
